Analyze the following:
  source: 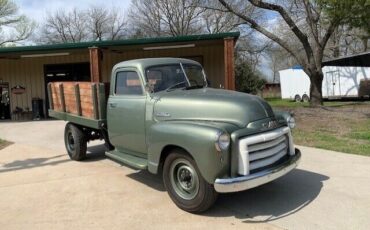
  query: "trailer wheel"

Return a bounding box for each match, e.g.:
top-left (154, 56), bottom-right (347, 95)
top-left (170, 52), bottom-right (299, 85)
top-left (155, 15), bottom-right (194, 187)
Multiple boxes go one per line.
top-left (64, 122), bottom-right (87, 161)
top-left (163, 149), bottom-right (218, 213)
top-left (294, 94), bottom-right (302, 102)
top-left (302, 94), bottom-right (310, 102)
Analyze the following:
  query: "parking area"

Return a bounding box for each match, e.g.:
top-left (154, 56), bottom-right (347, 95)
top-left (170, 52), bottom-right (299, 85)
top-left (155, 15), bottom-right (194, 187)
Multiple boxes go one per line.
top-left (0, 120), bottom-right (370, 230)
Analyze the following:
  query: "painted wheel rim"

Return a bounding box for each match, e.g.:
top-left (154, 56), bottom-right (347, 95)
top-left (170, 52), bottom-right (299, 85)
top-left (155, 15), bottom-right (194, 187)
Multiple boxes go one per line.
top-left (67, 131), bottom-right (75, 152)
top-left (169, 158), bottom-right (199, 200)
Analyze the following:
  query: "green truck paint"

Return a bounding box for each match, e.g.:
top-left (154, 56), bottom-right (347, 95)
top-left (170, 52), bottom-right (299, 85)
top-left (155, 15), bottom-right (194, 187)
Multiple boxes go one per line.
top-left (48, 57), bottom-right (301, 213)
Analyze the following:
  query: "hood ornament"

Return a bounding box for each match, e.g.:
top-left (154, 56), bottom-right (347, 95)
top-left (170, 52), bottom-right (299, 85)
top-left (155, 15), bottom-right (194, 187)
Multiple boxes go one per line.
top-left (262, 120), bottom-right (278, 129)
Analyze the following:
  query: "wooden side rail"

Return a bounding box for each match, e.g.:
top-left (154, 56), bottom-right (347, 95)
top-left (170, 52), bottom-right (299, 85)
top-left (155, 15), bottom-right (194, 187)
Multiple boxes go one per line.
top-left (48, 82), bottom-right (108, 120)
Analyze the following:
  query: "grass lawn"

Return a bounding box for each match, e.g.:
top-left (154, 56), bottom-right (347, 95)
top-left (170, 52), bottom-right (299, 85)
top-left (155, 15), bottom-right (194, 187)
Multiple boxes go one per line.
top-left (267, 98), bottom-right (370, 156)
top-left (0, 139), bottom-right (12, 150)
top-left (266, 98), bottom-right (368, 108)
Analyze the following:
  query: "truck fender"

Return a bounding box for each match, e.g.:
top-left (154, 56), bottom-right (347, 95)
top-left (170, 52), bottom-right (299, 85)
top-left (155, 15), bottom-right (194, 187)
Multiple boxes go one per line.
top-left (147, 122), bottom-right (230, 184)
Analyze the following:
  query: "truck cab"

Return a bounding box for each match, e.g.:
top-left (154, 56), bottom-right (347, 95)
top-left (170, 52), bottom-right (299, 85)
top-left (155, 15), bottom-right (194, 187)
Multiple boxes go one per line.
top-left (48, 58), bottom-right (301, 213)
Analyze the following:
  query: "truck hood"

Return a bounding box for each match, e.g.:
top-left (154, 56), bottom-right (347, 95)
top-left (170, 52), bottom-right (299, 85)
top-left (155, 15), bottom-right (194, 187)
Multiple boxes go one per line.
top-left (152, 88), bottom-right (275, 128)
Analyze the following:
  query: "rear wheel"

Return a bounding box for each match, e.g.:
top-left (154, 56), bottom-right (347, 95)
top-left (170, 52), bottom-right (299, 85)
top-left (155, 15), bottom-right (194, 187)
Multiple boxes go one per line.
top-left (302, 94), bottom-right (310, 103)
top-left (163, 149), bottom-right (218, 213)
top-left (64, 122), bottom-right (87, 161)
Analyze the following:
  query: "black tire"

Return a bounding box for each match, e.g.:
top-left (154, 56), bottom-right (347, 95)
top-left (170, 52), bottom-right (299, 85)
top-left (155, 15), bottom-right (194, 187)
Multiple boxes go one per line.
top-left (163, 149), bottom-right (218, 213)
top-left (302, 94), bottom-right (310, 102)
top-left (294, 94), bottom-right (302, 102)
top-left (64, 122), bottom-right (87, 161)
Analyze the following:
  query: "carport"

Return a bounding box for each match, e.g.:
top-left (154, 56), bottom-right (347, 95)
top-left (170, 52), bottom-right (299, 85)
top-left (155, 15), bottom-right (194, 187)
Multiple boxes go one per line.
top-left (322, 51), bottom-right (370, 98)
top-left (0, 32), bottom-right (239, 120)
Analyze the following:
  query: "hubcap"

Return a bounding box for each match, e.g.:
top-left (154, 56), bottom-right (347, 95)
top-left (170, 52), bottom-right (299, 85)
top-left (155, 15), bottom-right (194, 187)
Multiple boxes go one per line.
top-left (169, 158), bottom-right (199, 200)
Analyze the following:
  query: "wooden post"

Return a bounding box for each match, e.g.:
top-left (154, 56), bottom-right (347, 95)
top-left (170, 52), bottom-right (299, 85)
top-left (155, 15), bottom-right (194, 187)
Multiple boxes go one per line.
top-left (47, 83), bottom-right (54, 110)
top-left (89, 47), bottom-right (102, 83)
top-left (91, 84), bottom-right (99, 120)
top-left (74, 84), bottom-right (82, 116)
top-left (59, 84), bottom-right (66, 112)
top-left (224, 37), bottom-right (235, 90)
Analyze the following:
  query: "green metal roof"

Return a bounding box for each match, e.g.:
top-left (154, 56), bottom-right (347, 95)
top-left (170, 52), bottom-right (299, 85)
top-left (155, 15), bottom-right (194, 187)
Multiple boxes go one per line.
top-left (0, 32), bottom-right (240, 55)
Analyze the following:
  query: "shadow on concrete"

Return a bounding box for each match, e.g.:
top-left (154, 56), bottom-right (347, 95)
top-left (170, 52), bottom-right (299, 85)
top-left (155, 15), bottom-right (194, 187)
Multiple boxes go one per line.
top-left (0, 154), bottom-right (69, 173)
top-left (124, 167), bottom-right (328, 223)
top-left (0, 144), bottom-right (108, 173)
top-left (0, 118), bottom-right (58, 124)
top-left (126, 170), bottom-right (166, 192)
top-left (84, 144), bottom-right (107, 162)
top-left (204, 169), bottom-right (329, 222)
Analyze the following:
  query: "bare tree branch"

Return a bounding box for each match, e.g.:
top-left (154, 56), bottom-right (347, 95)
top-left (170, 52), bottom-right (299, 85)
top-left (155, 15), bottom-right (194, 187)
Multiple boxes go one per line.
top-left (218, 0), bottom-right (305, 65)
top-left (247, 0), bottom-right (315, 66)
top-left (0, 0), bottom-right (34, 46)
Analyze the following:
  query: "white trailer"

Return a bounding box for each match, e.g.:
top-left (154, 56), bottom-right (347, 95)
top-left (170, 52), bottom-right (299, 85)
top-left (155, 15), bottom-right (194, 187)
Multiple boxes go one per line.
top-left (279, 67), bottom-right (310, 102)
top-left (279, 66), bottom-right (370, 101)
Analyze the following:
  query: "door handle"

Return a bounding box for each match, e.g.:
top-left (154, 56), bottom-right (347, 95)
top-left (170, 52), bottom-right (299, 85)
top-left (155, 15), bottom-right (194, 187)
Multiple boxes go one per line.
top-left (109, 103), bottom-right (117, 108)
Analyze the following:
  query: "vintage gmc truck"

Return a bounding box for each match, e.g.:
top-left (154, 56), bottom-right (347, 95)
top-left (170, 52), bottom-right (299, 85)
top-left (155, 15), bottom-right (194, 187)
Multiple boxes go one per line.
top-left (48, 58), bottom-right (301, 213)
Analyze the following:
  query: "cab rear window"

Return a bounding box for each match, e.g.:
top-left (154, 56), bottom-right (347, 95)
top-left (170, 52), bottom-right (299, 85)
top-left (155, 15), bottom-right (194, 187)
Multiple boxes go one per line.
top-left (115, 71), bottom-right (143, 95)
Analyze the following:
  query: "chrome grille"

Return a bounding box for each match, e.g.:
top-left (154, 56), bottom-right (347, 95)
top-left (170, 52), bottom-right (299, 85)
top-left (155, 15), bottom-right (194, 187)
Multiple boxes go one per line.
top-left (238, 127), bottom-right (295, 175)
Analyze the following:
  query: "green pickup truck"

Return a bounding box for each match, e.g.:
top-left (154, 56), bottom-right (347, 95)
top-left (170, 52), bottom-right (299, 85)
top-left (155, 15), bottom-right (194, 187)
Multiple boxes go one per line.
top-left (48, 58), bottom-right (301, 213)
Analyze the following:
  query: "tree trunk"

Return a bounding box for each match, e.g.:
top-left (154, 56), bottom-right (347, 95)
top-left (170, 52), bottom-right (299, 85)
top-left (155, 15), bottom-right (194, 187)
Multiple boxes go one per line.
top-left (362, 38), bottom-right (368, 52)
top-left (309, 71), bottom-right (324, 106)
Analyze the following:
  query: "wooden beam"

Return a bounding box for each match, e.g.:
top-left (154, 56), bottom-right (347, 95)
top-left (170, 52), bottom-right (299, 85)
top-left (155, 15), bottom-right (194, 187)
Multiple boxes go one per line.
top-left (47, 83), bottom-right (54, 110)
top-left (74, 84), bottom-right (82, 116)
top-left (91, 83), bottom-right (99, 120)
top-left (58, 84), bottom-right (66, 112)
top-left (224, 37), bottom-right (235, 90)
top-left (89, 47), bottom-right (102, 83)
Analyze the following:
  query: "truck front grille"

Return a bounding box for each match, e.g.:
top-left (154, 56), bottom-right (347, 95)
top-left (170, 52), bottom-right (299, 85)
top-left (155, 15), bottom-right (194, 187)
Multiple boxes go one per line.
top-left (238, 127), bottom-right (294, 175)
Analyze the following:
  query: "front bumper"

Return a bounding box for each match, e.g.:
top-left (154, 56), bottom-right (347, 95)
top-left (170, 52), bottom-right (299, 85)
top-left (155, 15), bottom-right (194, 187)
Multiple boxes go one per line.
top-left (214, 148), bottom-right (301, 193)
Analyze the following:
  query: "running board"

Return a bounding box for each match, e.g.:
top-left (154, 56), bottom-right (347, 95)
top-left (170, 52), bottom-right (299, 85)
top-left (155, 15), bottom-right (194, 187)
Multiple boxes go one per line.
top-left (105, 150), bottom-right (148, 170)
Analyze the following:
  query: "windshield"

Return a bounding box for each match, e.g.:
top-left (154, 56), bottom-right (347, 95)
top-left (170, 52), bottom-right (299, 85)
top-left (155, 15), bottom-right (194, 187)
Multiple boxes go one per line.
top-left (145, 63), bottom-right (206, 93)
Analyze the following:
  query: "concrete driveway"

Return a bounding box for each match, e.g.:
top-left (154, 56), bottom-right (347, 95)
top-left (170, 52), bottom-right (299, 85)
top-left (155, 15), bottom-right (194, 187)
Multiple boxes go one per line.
top-left (0, 120), bottom-right (369, 230)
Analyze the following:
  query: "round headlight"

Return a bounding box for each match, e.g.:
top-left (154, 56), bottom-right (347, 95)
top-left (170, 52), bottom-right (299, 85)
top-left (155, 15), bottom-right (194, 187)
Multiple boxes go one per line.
top-left (287, 116), bottom-right (296, 129)
top-left (215, 132), bottom-right (230, 151)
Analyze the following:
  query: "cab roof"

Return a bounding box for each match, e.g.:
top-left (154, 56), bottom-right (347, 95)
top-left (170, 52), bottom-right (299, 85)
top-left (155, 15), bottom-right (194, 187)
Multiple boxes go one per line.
top-left (113, 57), bottom-right (202, 71)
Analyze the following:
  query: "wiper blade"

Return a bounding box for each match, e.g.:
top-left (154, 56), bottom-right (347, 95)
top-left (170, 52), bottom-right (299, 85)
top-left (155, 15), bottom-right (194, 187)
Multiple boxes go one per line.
top-left (185, 85), bottom-right (205, 90)
top-left (166, 81), bottom-right (187, 92)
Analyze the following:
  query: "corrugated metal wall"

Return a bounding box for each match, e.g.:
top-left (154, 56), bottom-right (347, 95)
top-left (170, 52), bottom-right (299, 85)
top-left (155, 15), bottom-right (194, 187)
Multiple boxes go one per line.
top-left (0, 42), bottom-right (224, 118)
top-left (0, 53), bottom-right (89, 116)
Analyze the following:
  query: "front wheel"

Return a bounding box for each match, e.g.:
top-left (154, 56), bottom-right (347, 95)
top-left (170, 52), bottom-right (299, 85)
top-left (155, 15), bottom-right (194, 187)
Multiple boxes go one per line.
top-left (163, 149), bottom-right (218, 213)
top-left (294, 94), bottom-right (302, 102)
top-left (64, 122), bottom-right (87, 161)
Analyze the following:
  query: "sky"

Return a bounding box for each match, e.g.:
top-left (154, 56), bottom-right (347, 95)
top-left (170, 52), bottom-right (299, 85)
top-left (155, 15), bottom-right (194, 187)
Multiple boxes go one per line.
top-left (12, 0), bottom-right (275, 80)
top-left (14, 0), bottom-right (130, 25)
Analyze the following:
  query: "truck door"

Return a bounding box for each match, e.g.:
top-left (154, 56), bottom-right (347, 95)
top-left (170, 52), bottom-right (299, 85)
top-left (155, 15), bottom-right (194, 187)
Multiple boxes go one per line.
top-left (107, 68), bottom-right (147, 157)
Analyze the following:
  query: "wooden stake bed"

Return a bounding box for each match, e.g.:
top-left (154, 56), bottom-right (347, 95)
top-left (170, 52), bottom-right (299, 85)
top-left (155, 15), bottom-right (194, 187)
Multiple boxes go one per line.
top-left (47, 82), bottom-right (108, 130)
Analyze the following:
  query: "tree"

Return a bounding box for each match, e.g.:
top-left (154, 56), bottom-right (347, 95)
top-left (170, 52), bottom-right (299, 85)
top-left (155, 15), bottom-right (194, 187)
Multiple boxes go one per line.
top-left (266, 44), bottom-right (298, 83)
top-left (235, 58), bottom-right (266, 95)
top-left (128, 0), bottom-right (164, 37)
top-left (128, 0), bottom-right (205, 37)
top-left (41, 9), bottom-right (88, 43)
top-left (0, 0), bottom-right (34, 46)
top-left (200, 1), bottom-right (240, 33)
top-left (87, 6), bottom-right (127, 41)
top-left (205, 0), bottom-right (368, 106)
top-left (38, 6), bottom-right (127, 44)
top-left (322, 0), bottom-right (369, 55)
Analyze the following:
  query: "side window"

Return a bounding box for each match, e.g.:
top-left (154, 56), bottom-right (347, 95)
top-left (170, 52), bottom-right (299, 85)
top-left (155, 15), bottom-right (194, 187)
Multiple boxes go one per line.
top-left (115, 71), bottom-right (143, 95)
top-left (146, 69), bottom-right (164, 91)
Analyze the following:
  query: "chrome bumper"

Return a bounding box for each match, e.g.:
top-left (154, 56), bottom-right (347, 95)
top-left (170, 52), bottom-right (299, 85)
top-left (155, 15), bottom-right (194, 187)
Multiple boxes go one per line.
top-left (214, 149), bottom-right (301, 193)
